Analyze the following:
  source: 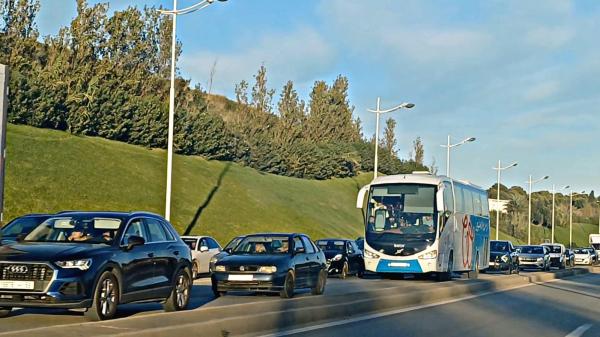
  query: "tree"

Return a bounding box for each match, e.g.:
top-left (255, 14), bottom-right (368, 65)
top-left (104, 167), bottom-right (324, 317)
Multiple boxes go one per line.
top-left (381, 117), bottom-right (397, 156)
top-left (412, 137), bottom-right (424, 165)
top-left (274, 81), bottom-right (304, 146)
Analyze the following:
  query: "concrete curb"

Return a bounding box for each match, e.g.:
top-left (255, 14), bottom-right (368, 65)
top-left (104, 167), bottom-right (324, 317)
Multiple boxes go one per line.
top-left (2, 268), bottom-right (592, 337)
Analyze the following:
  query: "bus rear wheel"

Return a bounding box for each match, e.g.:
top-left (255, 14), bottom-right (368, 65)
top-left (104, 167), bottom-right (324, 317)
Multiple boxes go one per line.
top-left (467, 253), bottom-right (479, 279)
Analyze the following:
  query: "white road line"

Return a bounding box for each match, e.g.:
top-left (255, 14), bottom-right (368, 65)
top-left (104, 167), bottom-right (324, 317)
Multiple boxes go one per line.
top-left (256, 282), bottom-right (535, 337)
top-left (565, 324), bottom-right (593, 337)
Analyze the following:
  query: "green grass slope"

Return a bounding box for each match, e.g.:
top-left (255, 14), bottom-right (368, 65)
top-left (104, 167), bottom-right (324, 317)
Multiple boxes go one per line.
top-left (4, 124), bottom-right (370, 244)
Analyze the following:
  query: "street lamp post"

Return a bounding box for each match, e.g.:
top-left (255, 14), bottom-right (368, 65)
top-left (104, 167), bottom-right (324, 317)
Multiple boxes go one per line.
top-left (367, 97), bottom-right (414, 180)
top-left (160, 0), bottom-right (227, 221)
top-left (565, 186), bottom-right (585, 249)
top-left (493, 160), bottom-right (517, 240)
top-left (597, 200), bottom-right (600, 235)
top-left (527, 175), bottom-right (549, 245)
top-left (440, 136), bottom-right (476, 177)
top-left (551, 184), bottom-right (556, 244)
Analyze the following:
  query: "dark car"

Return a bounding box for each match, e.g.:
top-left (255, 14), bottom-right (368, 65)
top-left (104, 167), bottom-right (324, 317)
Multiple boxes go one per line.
top-left (316, 239), bottom-right (364, 279)
top-left (355, 237), bottom-right (364, 251)
top-left (0, 211), bottom-right (193, 321)
top-left (209, 235), bottom-right (245, 274)
top-left (488, 240), bottom-right (519, 274)
top-left (1, 214), bottom-right (54, 243)
top-left (211, 233), bottom-right (327, 298)
top-left (518, 245), bottom-right (550, 271)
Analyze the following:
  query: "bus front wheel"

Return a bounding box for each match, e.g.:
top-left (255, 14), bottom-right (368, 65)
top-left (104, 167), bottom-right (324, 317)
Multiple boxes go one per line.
top-left (437, 252), bottom-right (453, 282)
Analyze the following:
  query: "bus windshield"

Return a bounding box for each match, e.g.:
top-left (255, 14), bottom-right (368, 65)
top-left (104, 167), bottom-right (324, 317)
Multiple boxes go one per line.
top-left (366, 184), bottom-right (437, 237)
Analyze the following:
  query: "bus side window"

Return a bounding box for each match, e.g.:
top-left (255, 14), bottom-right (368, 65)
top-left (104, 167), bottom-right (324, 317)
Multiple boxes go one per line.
top-left (463, 189), bottom-right (474, 215)
top-left (455, 185), bottom-right (465, 213)
top-left (473, 190), bottom-right (483, 216)
top-left (480, 193), bottom-right (490, 217)
top-left (443, 182), bottom-right (454, 213)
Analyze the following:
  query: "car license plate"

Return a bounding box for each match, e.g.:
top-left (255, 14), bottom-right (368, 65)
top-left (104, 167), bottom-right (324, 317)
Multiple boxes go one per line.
top-left (228, 274), bottom-right (253, 281)
top-left (0, 280), bottom-right (34, 290)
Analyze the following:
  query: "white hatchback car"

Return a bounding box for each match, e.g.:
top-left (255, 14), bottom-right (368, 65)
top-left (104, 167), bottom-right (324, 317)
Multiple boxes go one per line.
top-left (181, 236), bottom-right (222, 278)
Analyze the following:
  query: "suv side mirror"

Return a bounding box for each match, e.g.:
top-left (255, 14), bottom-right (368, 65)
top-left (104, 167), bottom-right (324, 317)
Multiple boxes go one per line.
top-left (126, 235), bottom-right (145, 250)
top-left (294, 247), bottom-right (305, 255)
top-left (225, 247), bottom-right (233, 254)
top-left (200, 245), bottom-right (209, 252)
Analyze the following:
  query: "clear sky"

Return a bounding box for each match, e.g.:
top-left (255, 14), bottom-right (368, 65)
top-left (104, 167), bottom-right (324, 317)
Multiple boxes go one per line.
top-left (35, 0), bottom-right (598, 194)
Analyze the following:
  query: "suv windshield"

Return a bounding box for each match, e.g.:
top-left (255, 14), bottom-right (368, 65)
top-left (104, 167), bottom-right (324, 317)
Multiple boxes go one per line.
top-left (520, 246), bottom-right (544, 254)
top-left (232, 236), bottom-right (290, 255)
top-left (574, 249), bottom-right (587, 254)
top-left (1, 217), bottom-right (47, 237)
top-left (490, 241), bottom-right (509, 252)
top-left (316, 240), bottom-right (345, 252)
top-left (366, 184), bottom-right (437, 237)
top-left (25, 216), bottom-right (123, 244)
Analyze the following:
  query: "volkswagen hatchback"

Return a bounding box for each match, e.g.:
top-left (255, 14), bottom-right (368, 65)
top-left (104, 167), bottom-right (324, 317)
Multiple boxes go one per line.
top-left (0, 211), bottom-right (193, 320)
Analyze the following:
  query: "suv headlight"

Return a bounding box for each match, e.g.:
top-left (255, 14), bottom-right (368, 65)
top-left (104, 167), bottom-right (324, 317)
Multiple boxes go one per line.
top-left (215, 265), bottom-right (226, 272)
top-left (55, 259), bottom-right (92, 270)
top-left (364, 249), bottom-right (380, 259)
top-left (537, 257), bottom-right (544, 262)
top-left (257, 266), bottom-right (277, 273)
top-left (418, 250), bottom-right (437, 260)
top-left (332, 254), bottom-right (343, 261)
top-left (501, 254), bottom-right (509, 263)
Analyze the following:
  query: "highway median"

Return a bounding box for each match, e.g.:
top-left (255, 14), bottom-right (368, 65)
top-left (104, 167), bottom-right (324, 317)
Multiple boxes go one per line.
top-left (1, 267), bottom-right (593, 337)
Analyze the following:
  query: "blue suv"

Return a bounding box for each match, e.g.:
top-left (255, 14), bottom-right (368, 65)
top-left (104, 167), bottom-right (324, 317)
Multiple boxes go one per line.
top-left (0, 211), bottom-right (193, 320)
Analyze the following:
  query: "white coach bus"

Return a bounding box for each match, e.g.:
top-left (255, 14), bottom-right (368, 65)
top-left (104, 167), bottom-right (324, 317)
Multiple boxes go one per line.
top-left (356, 172), bottom-right (490, 281)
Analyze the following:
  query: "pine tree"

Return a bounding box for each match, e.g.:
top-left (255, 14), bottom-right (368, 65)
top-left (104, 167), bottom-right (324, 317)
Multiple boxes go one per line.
top-left (382, 117), bottom-right (397, 156)
top-left (412, 137), bottom-right (425, 165)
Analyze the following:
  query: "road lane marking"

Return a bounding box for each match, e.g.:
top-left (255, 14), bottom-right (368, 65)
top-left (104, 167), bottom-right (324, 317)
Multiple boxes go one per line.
top-left (565, 324), bottom-right (592, 337)
top-left (255, 282), bottom-right (537, 337)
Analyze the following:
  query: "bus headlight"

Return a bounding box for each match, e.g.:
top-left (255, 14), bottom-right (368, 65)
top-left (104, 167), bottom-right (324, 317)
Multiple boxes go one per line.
top-left (332, 254), bottom-right (343, 261)
top-left (364, 249), bottom-right (380, 259)
top-left (418, 250), bottom-right (437, 260)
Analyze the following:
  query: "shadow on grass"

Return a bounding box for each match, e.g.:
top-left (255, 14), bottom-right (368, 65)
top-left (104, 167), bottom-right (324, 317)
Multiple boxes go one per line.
top-left (183, 162), bottom-right (231, 236)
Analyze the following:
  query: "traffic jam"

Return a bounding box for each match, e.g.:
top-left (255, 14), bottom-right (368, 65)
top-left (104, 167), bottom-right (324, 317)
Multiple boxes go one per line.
top-left (0, 173), bottom-right (597, 321)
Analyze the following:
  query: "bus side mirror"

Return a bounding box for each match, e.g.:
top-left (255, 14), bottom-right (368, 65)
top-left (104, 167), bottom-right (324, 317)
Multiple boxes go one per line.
top-left (356, 185), bottom-right (369, 209)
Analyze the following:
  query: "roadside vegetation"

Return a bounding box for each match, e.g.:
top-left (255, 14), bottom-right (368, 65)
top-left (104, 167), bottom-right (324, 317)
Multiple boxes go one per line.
top-left (0, 0), bottom-right (427, 180)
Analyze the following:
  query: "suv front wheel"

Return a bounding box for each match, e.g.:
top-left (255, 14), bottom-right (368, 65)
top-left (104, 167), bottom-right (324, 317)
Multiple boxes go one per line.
top-left (85, 271), bottom-right (119, 321)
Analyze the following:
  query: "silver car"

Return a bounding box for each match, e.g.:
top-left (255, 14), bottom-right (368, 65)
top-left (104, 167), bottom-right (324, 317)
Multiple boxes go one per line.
top-left (573, 248), bottom-right (594, 265)
top-left (518, 245), bottom-right (550, 271)
top-left (181, 236), bottom-right (222, 278)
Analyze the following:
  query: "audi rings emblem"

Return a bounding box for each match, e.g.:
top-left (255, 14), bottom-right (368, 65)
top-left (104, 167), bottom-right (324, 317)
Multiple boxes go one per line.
top-left (7, 265), bottom-right (28, 274)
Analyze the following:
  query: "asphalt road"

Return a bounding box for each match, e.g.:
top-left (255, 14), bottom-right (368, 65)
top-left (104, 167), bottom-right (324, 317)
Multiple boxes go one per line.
top-left (270, 273), bottom-right (600, 337)
top-left (0, 272), bottom-right (495, 334)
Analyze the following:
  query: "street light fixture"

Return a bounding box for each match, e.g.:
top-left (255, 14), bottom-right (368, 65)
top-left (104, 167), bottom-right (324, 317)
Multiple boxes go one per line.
top-left (564, 186), bottom-right (585, 249)
top-left (440, 136), bottom-right (476, 177)
top-left (367, 97), bottom-right (414, 180)
top-left (493, 160), bottom-right (518, 240)
top-left (526, 174), bottom-right (549, 245)
top-left (159, 0), bottom-right (228, 221)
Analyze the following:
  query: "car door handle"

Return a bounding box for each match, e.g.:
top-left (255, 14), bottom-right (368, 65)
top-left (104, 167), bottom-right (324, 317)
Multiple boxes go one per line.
top-left (148, 253), bottom-right (155, 258)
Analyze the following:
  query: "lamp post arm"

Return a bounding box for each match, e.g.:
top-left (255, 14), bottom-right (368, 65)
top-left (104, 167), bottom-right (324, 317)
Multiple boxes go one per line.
top-left (159, 0), bottom-right (212, 15)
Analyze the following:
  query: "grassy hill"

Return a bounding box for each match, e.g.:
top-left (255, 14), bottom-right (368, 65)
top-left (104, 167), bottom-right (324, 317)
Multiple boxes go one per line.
top-left (4, 124), bottom-right (370, 244)
top-left (3, 124), bottom-right (596, 248)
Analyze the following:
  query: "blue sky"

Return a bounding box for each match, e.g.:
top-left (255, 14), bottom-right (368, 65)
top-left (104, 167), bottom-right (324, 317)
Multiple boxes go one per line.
top-left (35, 0), bottom-right (599, 194)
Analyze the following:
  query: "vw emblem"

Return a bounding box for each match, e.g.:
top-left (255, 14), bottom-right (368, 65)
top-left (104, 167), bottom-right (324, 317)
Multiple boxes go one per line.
top-left (239, 266), bottom-right (245, 272)
top-left (8, 265), bottom-right (28, 274)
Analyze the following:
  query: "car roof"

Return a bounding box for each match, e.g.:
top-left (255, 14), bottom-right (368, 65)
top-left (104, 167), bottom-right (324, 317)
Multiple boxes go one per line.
top-left (181, 235), bottom-right (213, 239)
top-left (50, 211), bottom-right (165, 219)
top-left (244, 233), bottom-right (303, 238)
top-left (317, 238), bottom-right (352, 242)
